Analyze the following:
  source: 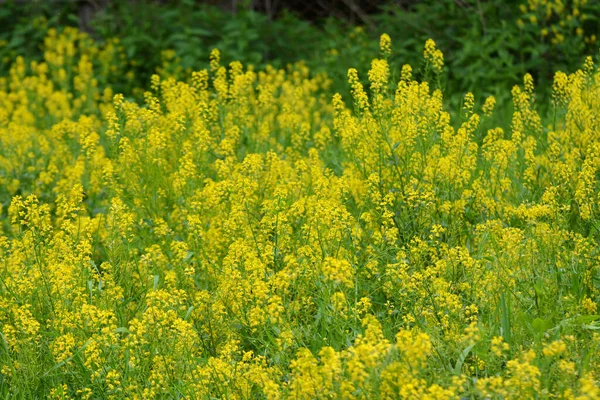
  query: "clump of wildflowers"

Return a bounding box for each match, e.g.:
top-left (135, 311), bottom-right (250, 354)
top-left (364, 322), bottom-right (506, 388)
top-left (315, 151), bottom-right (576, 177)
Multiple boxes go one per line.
top-left (0, 25), bottom-right (600, 399)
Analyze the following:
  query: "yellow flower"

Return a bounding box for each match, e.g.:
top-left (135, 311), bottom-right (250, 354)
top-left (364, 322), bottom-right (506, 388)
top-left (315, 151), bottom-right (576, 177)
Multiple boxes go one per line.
top-left (380, 33), bottom-right (392, 57)
top-left (424, 38), bottom-right (444, 74)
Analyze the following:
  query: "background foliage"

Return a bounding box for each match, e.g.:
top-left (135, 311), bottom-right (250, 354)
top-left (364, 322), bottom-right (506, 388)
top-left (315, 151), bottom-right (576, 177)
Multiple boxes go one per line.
top-left (2, 0), bottom-right (600, 114)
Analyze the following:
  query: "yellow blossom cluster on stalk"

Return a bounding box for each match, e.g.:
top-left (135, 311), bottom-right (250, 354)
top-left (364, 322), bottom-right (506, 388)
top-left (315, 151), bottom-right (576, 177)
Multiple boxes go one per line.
top-left (0, 26), bottom-right (600, 399)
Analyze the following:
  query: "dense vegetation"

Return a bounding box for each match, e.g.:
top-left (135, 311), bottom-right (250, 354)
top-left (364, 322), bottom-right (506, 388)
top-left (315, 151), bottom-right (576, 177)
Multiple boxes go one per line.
top-left (2, 0), bottom-right (600, 108)
top-left (0, 1), bottom-right (599, 398)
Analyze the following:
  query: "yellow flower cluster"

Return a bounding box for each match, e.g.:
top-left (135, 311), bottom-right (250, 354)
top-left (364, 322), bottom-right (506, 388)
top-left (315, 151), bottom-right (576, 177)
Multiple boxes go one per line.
top-left (424, 39), bottom-right (444, 75)
top-left (0, 28), bottom-right (600, 399)
top-left (519, 0), bottom-right (597, 46)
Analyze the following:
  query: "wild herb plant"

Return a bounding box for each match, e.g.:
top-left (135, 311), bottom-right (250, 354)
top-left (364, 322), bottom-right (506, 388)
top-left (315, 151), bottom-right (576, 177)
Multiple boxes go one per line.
top-left (0, 13), bottom-right (600, 400)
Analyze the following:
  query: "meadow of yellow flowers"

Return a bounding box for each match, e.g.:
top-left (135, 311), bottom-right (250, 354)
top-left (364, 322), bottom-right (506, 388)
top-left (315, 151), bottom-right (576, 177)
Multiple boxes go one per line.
top-left (0, 26), bottom-right (599, 399)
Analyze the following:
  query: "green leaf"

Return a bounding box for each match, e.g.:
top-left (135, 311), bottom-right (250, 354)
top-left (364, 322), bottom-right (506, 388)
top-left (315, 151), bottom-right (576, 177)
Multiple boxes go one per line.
top-left (454, 343), bottom-right (476, 375)
top-left (532, 318), bottom-right (551, 333)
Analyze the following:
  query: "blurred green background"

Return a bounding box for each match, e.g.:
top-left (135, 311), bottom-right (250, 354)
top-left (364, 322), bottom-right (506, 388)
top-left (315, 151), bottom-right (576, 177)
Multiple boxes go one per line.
top-left (1, 0), bottom-right (599, 116)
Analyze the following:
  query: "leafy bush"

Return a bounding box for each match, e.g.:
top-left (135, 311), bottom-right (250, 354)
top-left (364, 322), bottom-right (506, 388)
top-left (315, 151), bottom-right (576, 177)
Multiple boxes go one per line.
top-left (3, 0), bottom-right (600, 114)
